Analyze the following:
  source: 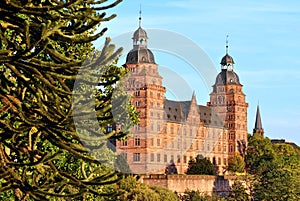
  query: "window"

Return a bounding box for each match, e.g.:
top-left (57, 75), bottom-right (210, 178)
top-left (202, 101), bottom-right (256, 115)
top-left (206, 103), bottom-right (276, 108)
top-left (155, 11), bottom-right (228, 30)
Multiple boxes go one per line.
top-left (171, 141), bottom-right (174, 149)
top-left (184, 155), bottom-right (187, 163)
top-left (135, 101), bottom-right (140, 107)
top-left (171, 127), bottom-right (174, 134)
top-left (121, 140), bottom-right (128, 146)
top-left (150, 153), bottom-right (154, 162)
top-left (164, 154), bottom-right (167, 163)
top-left (134, 124), bottom-right (139, 131)
top-left (133, 153), bottom-right (140, 162)
top-left (150, 92), bottom-right (153, 98)
top-left (157, 93), bottom-right (161, 98)
top-left (157, 154), bottom-right (161, 162)
top-left (150, 138), bottom-right (154, 146)
top-left (218, 157), bottom-right (221, 165)
top-left (224, 158), bottom-right (227, 165)
top-left (171, 155), bottom-right (174, 162)
top-left (224, 144), bottom-right (227, 152)
top-left (134, 137), bottom-right (140, 146)
top-left (177, 155), bottom-right (181, 163)
top-left (157, 124), bottom-right (161, 132)
top-left (157, 139), bottom-right (161, 146)
top-left (196, 141), bottom-right (199, 150)
top-left (229, 145), bottom-right (234, 152)
top-left (218, 144), bottom-right (221, 152)
top-left (135, 91), bottom-right (140, 97)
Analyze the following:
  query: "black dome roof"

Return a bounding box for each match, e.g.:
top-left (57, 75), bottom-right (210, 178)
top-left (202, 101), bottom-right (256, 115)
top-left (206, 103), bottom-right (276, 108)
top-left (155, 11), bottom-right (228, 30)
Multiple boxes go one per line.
top-left (126, 48), bottom-right (155, 64)
top-left (220, 54), bottom-right (234, 66)
top-left (215, 69), bottom-right (240, 85)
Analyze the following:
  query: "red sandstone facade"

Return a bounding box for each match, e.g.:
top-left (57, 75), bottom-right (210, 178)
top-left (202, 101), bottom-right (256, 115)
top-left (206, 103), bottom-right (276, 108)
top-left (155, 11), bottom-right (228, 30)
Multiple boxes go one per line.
top-left (116, 22), bottom-right (248, 175)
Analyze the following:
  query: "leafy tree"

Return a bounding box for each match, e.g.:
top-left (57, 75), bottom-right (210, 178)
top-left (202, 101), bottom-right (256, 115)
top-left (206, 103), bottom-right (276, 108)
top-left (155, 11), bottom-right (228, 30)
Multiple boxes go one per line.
top-left (245, 134), bottom-right (300, 200)
top-left (245, 133), bottom-right (275, 174)
top-left (180, 189), bottom-right (224, 201)
top-left (0, 0), bottom-right (138, 200)
top-left (115, 176), bottom-right (179, 201)
top-left (227, 180), bottom-right (249, 201)
top-left (227, 153), bottom-right (245, 173)
top-left (186, 155), bottom-right (216, 175)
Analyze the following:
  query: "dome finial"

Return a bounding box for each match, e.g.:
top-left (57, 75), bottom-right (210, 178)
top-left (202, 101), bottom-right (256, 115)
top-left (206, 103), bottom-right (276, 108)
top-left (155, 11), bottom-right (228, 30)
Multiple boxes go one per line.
top-left (226, 35), bottom-right (229, 55)
top-left (139, 4), bottom-right (142, 27)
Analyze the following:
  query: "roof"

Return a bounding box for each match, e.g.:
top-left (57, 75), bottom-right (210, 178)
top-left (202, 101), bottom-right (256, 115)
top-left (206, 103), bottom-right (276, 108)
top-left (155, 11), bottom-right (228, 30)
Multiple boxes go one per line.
top-left (164, 99), bottom-right (224, 128)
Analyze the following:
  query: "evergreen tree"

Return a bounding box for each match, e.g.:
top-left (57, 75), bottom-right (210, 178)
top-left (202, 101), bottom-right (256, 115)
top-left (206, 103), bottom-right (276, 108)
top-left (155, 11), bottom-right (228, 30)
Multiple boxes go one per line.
top-left (0, 0), bottom-right (138, 200)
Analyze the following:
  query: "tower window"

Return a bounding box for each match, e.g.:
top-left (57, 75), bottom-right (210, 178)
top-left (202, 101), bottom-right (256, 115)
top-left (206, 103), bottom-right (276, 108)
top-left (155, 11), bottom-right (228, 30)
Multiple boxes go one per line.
top-left (134, 137), bottom-right (141, 146)
top-left (157, 154), bottom-right (161, 162)
top-left (133, 153), bottom-right (140, 162)
top-left (150, 153), bottom-right (154, 162)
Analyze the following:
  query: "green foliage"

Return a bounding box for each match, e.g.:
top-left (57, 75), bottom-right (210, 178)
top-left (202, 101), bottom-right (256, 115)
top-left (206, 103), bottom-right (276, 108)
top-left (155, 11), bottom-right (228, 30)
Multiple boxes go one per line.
top-left (115, 176), bottom-right (180, 201)
top-left (0, 0), bottom-right (139, 200)
top-left (186, 155), bottom-right (216, 175)
top-left (245, 134), bottom-right (300, 200)
top-left (227, 153), bottom-right (245, 173)
top-left (180, 189), bottom-right (225, 201)
top-left (227, 180), bottom-right (249, 201)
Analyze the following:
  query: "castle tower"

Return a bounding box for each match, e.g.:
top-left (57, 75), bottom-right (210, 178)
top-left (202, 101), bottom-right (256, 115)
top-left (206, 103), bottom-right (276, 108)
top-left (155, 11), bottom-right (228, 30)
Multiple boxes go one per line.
top-left (208, 37), bottom-right (248, 157)
top-left (253, 104), bottom-right (264, 136)
top-left (118, 13), bottom-right (166, 173)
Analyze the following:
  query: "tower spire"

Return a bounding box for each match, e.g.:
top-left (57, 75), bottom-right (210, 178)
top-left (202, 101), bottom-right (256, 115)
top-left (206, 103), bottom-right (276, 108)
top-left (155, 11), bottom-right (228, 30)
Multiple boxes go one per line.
top-left (253, 104), bottom-right (264, 136)
top-left (139, 4), bottom-right (142, 27)
top-left (226, 35), bottom-right (229, 55)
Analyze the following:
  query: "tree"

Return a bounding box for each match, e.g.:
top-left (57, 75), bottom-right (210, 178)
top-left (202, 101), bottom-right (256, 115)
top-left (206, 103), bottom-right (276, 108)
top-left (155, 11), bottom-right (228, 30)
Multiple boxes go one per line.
top-left (180, 189), bottom-right (225, 201)
top-left (115, 176), bottom-right (180, 201)
top-left (0, 0), bottom-right (138, 200)
top-left (227, 153), bottom-right (245, 173)
top-left (227, 180), bottom-right (249, 201)
top-left (186, 155), bottom-right (216, 175)
top-left (245, 134), bottom-right (300, 200)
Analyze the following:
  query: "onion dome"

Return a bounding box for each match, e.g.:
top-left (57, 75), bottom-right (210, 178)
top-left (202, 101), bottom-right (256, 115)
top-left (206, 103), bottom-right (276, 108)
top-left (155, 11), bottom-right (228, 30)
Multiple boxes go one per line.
top-left (215, 69), bottom-right (240, 85)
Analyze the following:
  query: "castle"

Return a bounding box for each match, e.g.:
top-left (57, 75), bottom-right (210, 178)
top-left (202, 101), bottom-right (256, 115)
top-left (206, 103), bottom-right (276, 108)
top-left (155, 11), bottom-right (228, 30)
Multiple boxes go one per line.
top-left (115, 16), bottom-right (262, 175)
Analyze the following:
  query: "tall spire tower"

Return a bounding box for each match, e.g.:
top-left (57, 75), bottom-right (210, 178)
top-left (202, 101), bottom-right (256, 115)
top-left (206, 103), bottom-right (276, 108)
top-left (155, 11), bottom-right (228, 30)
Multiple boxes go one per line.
top-left (208, 37), bottom-right (248, 157)
top-left (253, 104), bottom-right (264, 136)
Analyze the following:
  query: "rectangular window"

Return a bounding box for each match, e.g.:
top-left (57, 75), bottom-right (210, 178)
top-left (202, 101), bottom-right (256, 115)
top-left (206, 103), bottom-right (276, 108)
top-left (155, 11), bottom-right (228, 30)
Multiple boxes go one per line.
top-left (157, 154), bottom-right (161, 162)
top-left (157, 124), bottom-right (161, 132)
top-left (134, 137), bottom-right (140, 146)
top-left (121, 140), bottom-right (128, 146)
top-left (171, 155), bottom-right (174, 162)
top-left (164, 154), bottom-right (168, 163)
top-left (135, 124), bottom-right (140, 131)
top-left (150, 153), bottom-right (154, 162)
top-left (218, 157), bottom-right (221, 165)
top-left (177, 155), bottom-right (181, 163)
top-left (133, 153), bottom-right (140, 162)
top-left (184, 155), bottom-right (187, 163)
top-left (150, 138), bottom-right (154, 146)
top-left (224, 158), bottom-right (227, 165)
top-left (157, 139), bottom-right (161, 146)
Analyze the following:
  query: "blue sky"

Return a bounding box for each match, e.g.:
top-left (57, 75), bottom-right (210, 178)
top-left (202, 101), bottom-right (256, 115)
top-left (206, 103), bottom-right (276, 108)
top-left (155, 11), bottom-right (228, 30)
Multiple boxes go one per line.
top-left (96, 0), bottom-right (300, 145)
